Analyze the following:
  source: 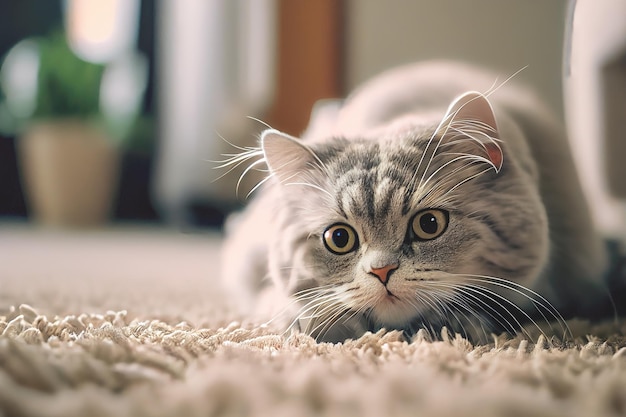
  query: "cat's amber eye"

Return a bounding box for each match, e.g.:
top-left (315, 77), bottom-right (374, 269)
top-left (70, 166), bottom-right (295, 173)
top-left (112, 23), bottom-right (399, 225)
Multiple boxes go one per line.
top-left (411, 209), bottom-right (449, 241)
top-left (323, 223), bottom-right (359, 255)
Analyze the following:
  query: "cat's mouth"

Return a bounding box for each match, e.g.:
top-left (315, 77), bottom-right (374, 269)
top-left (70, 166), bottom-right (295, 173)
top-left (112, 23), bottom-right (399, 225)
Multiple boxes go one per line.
top-left (368, 299), bottom-right (419, 329)
top-left (383, 288), bottom-right (400, 301)
top-left (364, 289), bottom-right (419, 328)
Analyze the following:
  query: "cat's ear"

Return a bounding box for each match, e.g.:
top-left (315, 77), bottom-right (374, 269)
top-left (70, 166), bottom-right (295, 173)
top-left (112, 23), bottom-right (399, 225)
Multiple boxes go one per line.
top-left (447, 91), bottom-right (503, 172)
top-left (261, 129), bottom-right (319, 183)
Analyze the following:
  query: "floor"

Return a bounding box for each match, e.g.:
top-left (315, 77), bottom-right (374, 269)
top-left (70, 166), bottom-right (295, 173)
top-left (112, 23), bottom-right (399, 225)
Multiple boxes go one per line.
top-left (0, 223), bottom-right (228, 324)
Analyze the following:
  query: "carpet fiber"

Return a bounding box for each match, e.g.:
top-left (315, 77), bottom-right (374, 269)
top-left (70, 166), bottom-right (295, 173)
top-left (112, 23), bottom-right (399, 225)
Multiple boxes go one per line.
top-left (2, 226), bottom-right (626, 417)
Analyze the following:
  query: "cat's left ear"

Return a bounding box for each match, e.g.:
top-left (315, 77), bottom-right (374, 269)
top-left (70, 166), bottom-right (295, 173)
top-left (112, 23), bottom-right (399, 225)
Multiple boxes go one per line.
top-left (447, 91), bottom-right (503, 172)
top-left (261, 129), bottom-right (319, 184)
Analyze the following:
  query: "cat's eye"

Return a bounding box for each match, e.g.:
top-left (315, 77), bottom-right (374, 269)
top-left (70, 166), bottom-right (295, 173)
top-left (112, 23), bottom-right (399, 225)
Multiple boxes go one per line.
top-left (411, 209), bottom-right (449, 241)
top-left (323, 223), bottom-right (359, 255)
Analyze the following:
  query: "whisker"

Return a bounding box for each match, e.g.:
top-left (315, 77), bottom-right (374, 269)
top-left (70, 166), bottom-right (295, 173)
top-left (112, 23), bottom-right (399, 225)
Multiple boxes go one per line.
top-left (246, 115), bottom-right (273, 130)
top-left (425, 281), bottom-right (535, 340)
top-left (483, 65), bottom-right (528, 98)
top-left (437, 167), bottom-right (493, 201)
top-left (283, 297), bottom-right (336, 335)
top-left (211, 150), bottom-right (265, 184)
top-left (237, 158), bottom-right (269, 198)
top-left (306, 302), bottom-right (349, 340)
top-left (444, 274), bottom-right (571, 340)
top-left (461, 274), bottom-right (570, 336)
top-left (245, 175), bottom-right (272, 199)
top-left (419, 153), bottom-right (486, 192)
top-left (264, 286), bottom-right (340, 331)
top-left (425, 287), bottom-right (490, 341)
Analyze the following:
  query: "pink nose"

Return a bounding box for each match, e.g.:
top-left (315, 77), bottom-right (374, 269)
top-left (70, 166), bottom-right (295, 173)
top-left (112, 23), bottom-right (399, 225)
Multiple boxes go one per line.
top-left (369, 264), bottom-right (399, 284)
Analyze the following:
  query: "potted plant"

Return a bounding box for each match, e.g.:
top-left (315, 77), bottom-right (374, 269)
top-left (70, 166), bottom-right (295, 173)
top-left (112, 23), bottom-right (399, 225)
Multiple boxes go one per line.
top-left (0, 32), bottom-right (145, 227)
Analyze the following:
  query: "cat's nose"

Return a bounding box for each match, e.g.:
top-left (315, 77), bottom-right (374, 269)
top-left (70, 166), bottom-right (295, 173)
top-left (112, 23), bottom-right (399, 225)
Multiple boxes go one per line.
top-left (369, 263), bottom-right (399, 284)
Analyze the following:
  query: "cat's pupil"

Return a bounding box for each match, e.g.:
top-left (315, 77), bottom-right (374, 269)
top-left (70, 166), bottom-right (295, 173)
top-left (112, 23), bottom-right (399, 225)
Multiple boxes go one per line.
top-left (332, 229), bottom-right (350, 248)
top-left (420, 213), bottom-right (438, 235)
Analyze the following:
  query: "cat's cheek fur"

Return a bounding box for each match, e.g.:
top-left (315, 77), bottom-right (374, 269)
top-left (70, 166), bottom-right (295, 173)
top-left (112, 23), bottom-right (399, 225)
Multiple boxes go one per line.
top-left (301, 243), bottom-right (356, 286)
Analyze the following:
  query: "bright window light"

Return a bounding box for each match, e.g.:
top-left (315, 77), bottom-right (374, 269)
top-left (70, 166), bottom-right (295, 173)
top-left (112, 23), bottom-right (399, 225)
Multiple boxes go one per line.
top-left (65, 0), bottom-right (140, 63)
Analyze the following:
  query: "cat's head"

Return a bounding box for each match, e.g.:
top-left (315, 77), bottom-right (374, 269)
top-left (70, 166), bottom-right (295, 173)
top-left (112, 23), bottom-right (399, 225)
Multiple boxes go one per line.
top-left (262, 92), bottom-right (549, 339)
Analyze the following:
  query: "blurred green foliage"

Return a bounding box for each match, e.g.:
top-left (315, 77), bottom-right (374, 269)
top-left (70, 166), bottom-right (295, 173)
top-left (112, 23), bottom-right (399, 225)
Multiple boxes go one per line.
top-left (34, 32), bottom-right (104, 119)
top-left (0, 31), bottom-right (154, 153)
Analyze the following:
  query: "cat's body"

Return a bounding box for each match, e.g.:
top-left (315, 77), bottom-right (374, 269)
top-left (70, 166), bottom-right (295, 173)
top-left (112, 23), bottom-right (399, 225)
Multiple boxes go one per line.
top-left (221, 61), bottom-right (608, 342)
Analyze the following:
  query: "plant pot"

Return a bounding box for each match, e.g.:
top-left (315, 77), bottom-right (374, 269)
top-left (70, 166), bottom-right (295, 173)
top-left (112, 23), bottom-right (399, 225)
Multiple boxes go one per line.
top-left (17, 119), bottom-right (119, 227)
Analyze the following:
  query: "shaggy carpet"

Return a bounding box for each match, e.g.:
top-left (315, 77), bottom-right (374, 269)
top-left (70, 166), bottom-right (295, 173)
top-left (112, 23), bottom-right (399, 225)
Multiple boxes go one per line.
top-left (2, 226), bottom-right (626, 417)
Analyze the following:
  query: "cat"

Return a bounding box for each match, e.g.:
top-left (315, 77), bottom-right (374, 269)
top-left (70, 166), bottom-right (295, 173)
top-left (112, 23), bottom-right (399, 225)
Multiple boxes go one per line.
top-left (220, 60), bottom-right (609, 343)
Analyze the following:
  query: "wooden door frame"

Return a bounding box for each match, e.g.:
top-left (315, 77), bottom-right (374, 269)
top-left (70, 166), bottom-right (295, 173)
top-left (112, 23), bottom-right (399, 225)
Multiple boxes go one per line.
top-left (267, 0), bottom-right (345, 136)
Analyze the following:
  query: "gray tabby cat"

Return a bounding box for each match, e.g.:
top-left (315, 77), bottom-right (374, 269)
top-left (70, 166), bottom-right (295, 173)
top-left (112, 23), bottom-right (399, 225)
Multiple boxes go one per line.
top-left (220, 60), bottom-right (608, 343)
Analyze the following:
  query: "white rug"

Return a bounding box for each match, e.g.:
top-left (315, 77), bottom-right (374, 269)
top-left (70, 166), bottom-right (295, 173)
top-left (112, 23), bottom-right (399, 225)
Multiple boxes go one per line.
top-left (1, 226), bottom-right (626, 417)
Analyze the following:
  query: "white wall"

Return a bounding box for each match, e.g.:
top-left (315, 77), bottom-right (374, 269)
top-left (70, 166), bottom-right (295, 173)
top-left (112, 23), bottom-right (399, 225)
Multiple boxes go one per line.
top-left (345, 0), bottom-right (567, 116)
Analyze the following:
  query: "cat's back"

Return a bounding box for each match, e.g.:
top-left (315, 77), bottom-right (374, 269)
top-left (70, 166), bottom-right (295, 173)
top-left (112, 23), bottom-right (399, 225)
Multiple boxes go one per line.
top-left (330, 60), bottom-right (543, 136)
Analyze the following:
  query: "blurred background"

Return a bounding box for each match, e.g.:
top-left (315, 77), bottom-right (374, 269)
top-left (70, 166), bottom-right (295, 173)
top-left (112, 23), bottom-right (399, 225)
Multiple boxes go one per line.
top-left (0, 0), bottom-right (624, 237)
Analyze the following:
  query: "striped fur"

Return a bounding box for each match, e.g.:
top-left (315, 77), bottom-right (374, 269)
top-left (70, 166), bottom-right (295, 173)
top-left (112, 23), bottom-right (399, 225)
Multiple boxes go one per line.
top-left (221, 61), bottom-right (608, 343)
